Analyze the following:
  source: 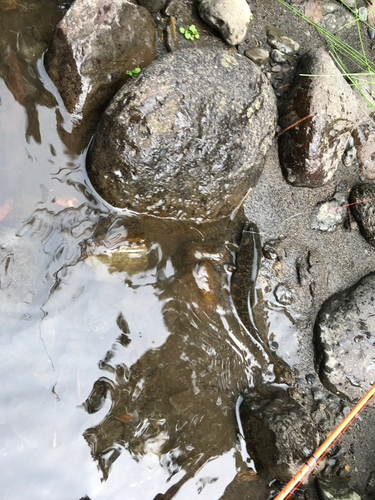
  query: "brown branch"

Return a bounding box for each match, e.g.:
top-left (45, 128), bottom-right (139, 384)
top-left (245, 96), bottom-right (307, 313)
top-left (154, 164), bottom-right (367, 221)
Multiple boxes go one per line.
top-left (276, 113), bottom-right (314, 138)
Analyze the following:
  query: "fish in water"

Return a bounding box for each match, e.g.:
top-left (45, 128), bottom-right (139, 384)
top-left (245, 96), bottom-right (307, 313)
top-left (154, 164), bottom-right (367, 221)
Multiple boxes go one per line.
top-left (231, 223), bottom-right (294, 384)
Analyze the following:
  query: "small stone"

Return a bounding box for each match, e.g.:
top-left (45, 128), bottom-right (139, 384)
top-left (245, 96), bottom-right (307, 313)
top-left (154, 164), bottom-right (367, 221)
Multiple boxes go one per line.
top-left (197, 0), bottom-right (251, 46)
top-left (266, 25), bottom-right (300, 55)
top-left (166, 17), bottom-right (179, 52)
top-left (311, 184), bottom-right (348, 232)
top-left (245, 47), bottom-right (269, 66)
top-left (271, 49), bottom-right (287, 63)
top-left (237, 45), bottom-right (246, 55)
top-left (368, 27), bottom-right (375, 40)
top-left (272, 260), bottom-right (283, 278)
top-left (274, 284), bottom-right (294, 305)
top-left (358, 6), bottom-right (368, 21)
top-left (271, 64), bottom-right (282, 72)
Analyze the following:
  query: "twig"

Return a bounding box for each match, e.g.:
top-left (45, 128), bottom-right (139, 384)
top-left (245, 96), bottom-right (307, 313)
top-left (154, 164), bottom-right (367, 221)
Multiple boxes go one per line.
top-left (277, 113), bottom-right (314, 138)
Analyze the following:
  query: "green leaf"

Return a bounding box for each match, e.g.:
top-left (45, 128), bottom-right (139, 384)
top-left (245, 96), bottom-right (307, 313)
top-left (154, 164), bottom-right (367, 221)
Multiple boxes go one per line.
top-left (185, 32), bottom-right (192, 39)
top-left (126, 70), bottom-right (132, 76)
top-left (189, 25), bottom-right (196, 31)
top-left (179, 27), bottom-right (185, 33)
top-left (133, 68), bottom-right (141, 74)
top-left (195, 33), bottom-right (200, 39)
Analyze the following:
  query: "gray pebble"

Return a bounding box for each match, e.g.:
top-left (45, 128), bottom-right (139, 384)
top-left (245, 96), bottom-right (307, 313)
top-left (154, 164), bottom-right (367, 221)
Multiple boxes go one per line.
top-left (271, 49), bottom-right (287, 63)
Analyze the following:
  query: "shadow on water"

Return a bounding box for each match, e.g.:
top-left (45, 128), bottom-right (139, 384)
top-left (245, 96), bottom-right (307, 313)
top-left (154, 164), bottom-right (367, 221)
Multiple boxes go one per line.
top-left (0, 2), bottom-right (298, 499)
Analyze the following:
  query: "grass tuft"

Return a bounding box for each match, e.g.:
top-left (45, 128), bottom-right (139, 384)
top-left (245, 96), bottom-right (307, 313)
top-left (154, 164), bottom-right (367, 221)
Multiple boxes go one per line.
top-left (276, 0), bottom-right (375, 117)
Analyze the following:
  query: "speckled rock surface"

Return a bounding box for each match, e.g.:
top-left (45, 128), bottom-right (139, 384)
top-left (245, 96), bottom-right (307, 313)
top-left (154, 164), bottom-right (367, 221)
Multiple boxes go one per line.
top-left (240, 386), bottom-right (320, 482)
top-left (314, 272), bottom-right (375, 401)
top-left (349, 183), bottom-right (375, 246)
top-left (45, 0), bottom-right (156, 122)
top-left (87, 48), bottom-right (277, 220)
top-left (352, 124), bottom-right (375, 180)
top-left (197, 0), bottom-right (251, 46)
top-left (278, 48), bottom-right (358, 187)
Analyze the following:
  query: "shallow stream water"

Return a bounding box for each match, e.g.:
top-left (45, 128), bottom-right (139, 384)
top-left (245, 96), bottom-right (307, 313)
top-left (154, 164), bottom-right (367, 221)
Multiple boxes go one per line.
top-left (0, 2), bottom-right (298, 499)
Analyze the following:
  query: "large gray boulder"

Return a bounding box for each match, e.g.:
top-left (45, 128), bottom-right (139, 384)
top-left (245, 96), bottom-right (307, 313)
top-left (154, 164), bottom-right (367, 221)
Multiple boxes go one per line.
top-left (45, 0), bottom-right (156, 124)
top-left (87, 48), bottom-right (277, 220)
top-left (197, 0), bottom-right (251, 46)
top-left (278, 49), bottom-right (358, 187)
top-left (314, 273), bottom-right (375, 401)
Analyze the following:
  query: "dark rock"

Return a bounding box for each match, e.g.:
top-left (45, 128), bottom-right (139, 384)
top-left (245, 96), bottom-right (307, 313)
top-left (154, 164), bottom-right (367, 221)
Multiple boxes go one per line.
top-left (352, 123), bottom-right (375, 180)
top-left (45, 0), bottom-right (156, 129)
top-left (240, 386), bottom-right (320, 481)
top-left (244, 47), bottom-right (270, 66)
top-left (266, 25), bottom-right (300, 55)
top-left (278, 49), bottom-right (358, 188)
top-left (87, 48), bottom-right (277, 220)
top-left (349, 183), bottom-right (375, 246)
top-left (316, 476), bottom-right (360, 500)
top-left (138, 0), bottom-right (167, 13)
top-left (197, 0), bottom-right (251, 46)
top-left (219, 470), bottom-right (273, 500)
top-left (314, 272), bottom-right (375, 401)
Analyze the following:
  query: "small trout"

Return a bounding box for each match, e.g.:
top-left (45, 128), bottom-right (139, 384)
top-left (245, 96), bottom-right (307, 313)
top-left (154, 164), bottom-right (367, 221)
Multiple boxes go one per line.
top-left (231, 223), bottom-right (293, 384)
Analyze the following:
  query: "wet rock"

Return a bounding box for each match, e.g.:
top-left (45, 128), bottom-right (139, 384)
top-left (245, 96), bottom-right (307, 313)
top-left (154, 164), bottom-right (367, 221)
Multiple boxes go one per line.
top-left (138, 0), bottom-right (167, 13)
top-left (274, 283), bottom-right (294, 305)
top-left (245, 47), bottom-right (270, 65)
top-left (349, 183), bottom-right (375, 246)
top-left (197, 0), bottom-right (251, 46)
top-left (266, 25), bottom-right (300, 55)
top-left (316, 476), bottom-right (360, 500)
top-left (0, 0), bottom-right (17, 10)
top-left (352, 123), bottom-right (375, 180)
top-left (314, 272), bottom-right (375, 401)
top-left (87, 48), bottom-right (277, 220)
top-left (311, 184), bottom-right (347, 232)
top-left (219, 470), bottom-right (273, 500)
top-left (278, 49), bottom-right (358, 187)
top-left (83, 228), bottom-right (149, 275)
top-left (240, 386), bottom-right (320, 481)
top-left (45, 0), bottom-right (156, 127)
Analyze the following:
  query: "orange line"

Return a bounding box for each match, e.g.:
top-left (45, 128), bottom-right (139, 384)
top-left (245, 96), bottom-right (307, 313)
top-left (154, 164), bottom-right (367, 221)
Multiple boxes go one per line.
top-left (318, 197), bottom-right (375, 212)
top-left (277, 113), bottom-right (314, 138)
top-left (274, 383), bottom-right (375, 500)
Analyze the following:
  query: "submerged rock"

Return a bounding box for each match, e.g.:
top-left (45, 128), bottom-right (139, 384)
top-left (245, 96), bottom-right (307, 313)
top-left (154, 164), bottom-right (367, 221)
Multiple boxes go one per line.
top-left (278, 49), bottom-right (358, 187)
top-left (352, 123), bottom-right (375, 180)
top-left (240, 386), bottom-right (320, 482)
top-left (349, 183), bottom-right (375, 246)
top-left (314, 272), bottom-right (375, 401)
top-left (87, 48), bottom-right (277, 220)
top-left (197, 0), bottom-right (251, 46)
top-left (45, 0), bottom-right (156, 125)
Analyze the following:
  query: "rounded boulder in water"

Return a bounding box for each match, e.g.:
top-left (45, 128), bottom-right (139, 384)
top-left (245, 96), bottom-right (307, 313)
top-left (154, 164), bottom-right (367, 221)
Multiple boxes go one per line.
top-left (86, 48), bottom-right (277, 220)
